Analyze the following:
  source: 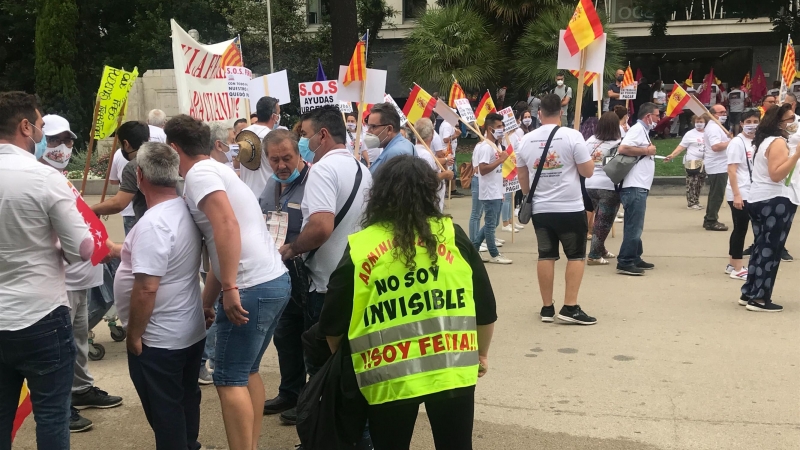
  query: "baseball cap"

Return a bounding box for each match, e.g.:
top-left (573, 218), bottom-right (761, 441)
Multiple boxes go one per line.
top-left (42, 114), bottom-right (77, 139)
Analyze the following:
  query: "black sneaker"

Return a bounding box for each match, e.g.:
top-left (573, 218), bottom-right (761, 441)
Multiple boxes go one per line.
top-left (746, 301), bottom-right (783, 312)
top-left (279, 406), bottom-right (297, 425)
top-left (540, 305), bottom-right (555, 323)
top-left (70, 408), bottom-right (93, 433)
top-left (636, 260), bottom-right (655, 270)
top-left (616, 265), bottom-right (644, 276)
top-left (264, 395), bottom-right (296, 415)
top-left (557, 305), bottom-right (597, 325)
top-left (781, 249), bottom-right (793, 262)
top-left (743, 244), bottom-right (753, 256)
top-left (72, 387), bottom-right (123, 410)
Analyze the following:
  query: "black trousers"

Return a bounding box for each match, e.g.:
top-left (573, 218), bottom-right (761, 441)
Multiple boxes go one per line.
top-left (127, 338), bottom-right (205, 450)
top-left (728, 200), bottom-right (750, 259)
top-left (367, 387), bottom-right (474, 450)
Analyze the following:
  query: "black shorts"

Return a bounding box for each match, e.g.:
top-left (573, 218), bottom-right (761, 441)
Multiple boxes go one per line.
top-left (531, 211), bottom-right (588, 261)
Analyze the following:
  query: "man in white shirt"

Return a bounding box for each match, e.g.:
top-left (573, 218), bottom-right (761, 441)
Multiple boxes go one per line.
top-left (114, 142), bottom-right (206, 449)
top-left (767, 80), bottom-right (781, 98)
top-left (703, 104), bottom-right (732, 232)
top-left (414, 118), bottom-right (454, 211)
top-left (0, 92), bottom-right (104, 447)
top-left (616, 102), bottom-right (659, 276)
top-left (471, 112), bottom-right (511, 264)
top-left (165, 114), bottom-right (290, 450)
top-left (437, 119), bottom-right (463, 197)
top-left (209, 122), bottom-right (236, 169)
top-left (146, 109), bottom-right (168, 143)
top-left (240, 96), bottom-right (280, 196)
top-left (517, 94), bottom-right (596, 324)
top-left (727, 86), bottom-right (747, 135)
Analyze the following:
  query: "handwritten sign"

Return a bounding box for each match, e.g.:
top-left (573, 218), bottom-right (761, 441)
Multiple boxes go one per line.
top-left (498, 107), bottom-right (518, 133)
top-left (226, 66), bottom-right (253, 99)
top-left (298, 80), bottom-right (339, 113)
top-left (384, 94), bottom-right (408, 126)
top-left (95, 66), bottom-right (139, 140)
top-left (620, 88), bottom-right (637, 100)
top-left (338, 101), bottom-right (353, 113)
top-left (503, 177), bottom-right (520, 194)
top-left (454, 98), bottom-right (476, 123)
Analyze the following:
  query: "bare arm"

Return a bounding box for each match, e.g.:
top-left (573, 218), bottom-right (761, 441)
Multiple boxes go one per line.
top-left (577, 160), bottom-right (595, 178)
top-left (619, 143), bottom-right (656, 157)
top-left (282, 212), bottom-right (334, 259)
top-left (711, 141), bottom-right (729, 152)
top-left (664, 145), bottom-right (687, 162)
top-left (477, 323), bottom-right (494, 377)
top-left (561, 95), bottom-right (571, 106)
top-left (608, 89), bottom-right (620, 99)
top-left (327, 335), bottom-right (343, 353)
top-left (92, 191), bottom-right (135, 216)
top-left (518, 165), bottom-right (531, 195)
top-left (198, 191), bottom-right (240, 290)
top-left (766, 140), bottom-right (800, 182)
top-left (126, 273), bottom-right (160, 355)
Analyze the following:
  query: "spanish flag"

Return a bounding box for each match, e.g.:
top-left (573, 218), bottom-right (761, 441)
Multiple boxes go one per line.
top-left (562, 0), bottom-right (604, 56)
top-left (475, 91), bottom-right (496, 127)
top-left (12, 382), bottom-right (32, 441)
top-left (665, 83), bottom-right (690, 118)
top-left (502, 143), bottom-right (517, 180)
top-left (402, 84), bottom-right (436, 124)
top-left (448, 80), bottom-right (466, 108)
top-left (570, 69), bottom-right (598, 86)
top-left (343, 31), bottom-right (368, 87)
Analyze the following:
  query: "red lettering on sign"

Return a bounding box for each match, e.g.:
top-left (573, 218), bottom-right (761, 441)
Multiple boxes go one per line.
top-left (312, 82), bottom-right (323, 95)
top-left (328, 80), bottom-right (338, 94)
top-left (191, 53), bottom-right (209, 78)
top-left (419, 336), bottom-right (431, 356)
top-left (184, 48), bottom-right (200, 74)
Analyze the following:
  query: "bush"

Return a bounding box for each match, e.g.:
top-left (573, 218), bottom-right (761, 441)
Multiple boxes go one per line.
top-left (66, 149), bottom-right (111, 179)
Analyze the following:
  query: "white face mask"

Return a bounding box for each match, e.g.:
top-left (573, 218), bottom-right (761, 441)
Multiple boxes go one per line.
top-left (492, 128), bottom-right (505, 141)
top-left (718, 115), bottom-right (728, 123)
top-left (42, 144), bottom-right (73, 170)
top-left (556, 80), bottom-right (564, 86)
top-left (346, 123), bottom-right (357, 131)
top-left (787, 122), bottom-right (799, 134)
top-left (695, 122), bottom-right (706, 131)
top-left (273, 113), bottom-right (281, 126)
top-left (743, 124), bottom-right (758, 135)
top-left (522, 118), bottom-right (533, 126)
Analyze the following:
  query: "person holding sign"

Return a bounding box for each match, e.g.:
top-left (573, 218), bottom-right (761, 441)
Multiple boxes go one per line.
top-left (319, 155), bottom-right (497, 449)
top-left (367, 103), bottom-right (415, 174)
top-left (608, 69), bottom-right (627, 110)
top-left (345, 113), bottom-right (370, 166)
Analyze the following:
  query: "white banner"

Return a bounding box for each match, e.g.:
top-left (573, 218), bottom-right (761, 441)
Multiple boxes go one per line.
top-left (454, 98), bottom-right (476, 123)
top-left (171, 20), bottom-right (247, 122)
top-left (557, 31), bottom-right (607, 74)
top-left (298, 80), bottom-right (339, 113)
top-left (226, 67), bottom-right (252, 99)
top-left (498, 107), bottom-right (518, 133)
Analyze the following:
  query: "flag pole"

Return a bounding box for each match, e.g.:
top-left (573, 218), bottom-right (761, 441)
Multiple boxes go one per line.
top-left (574, 50), bottom-right (587, 131)
top-left (779, 34), bottom-right (791, 105)
top-left (80, 97), bottom-right (102, 195)
top-left (267, 0), bottom-right (274, 73)
top-left (353, 31), bottom-right (369, 159)
top-left (100, 99), bottom-right (127, 202)
top-left (407, 121), bottom-right (445, 171)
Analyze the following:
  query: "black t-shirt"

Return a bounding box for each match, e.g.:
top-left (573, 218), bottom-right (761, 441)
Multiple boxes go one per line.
top-left (608, 82), bottom-right (624, 109)
top-left (319, 223), bottom-right (498, 337)
top-left (119, 159), bottom-right (147, 221)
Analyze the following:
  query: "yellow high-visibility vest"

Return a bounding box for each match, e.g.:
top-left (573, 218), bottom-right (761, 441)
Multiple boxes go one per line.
top-left (347, 217), bottom-right (478, 405)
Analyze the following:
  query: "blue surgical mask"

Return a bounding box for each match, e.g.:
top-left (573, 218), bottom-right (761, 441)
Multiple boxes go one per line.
top-left (31, 125), bottom-right (47, 158)
top-left (299, 137), bottom-right (314, 162)
top-left (271, 169), bottom-right (301, 184)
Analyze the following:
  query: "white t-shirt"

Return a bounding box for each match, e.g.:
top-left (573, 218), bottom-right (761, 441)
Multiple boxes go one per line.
top-left (516, 125), bottom-right (591, 213)
top-left (703, 121), bottom-right (731, 175)
top-left (239, 124), bottom-right (274, 197)
top-left (619, 121), bottom-right (655, 190)
top-left (346, 130), bottom-right (367, 156)
top-left (653, 90), bottom-right (666, 104)
top-left (583, 136), bottom-right (620, 191)
top-left (114, 198), bottom-right (206, 350)
top-left (509, 129), bottom-right (524, 149)
top-left (788, 114), bottom-right (800, 149)
top-left (110, 150), bottom-right (135, 217)
top-left (749, 136), bottom-right (789, 203)
top-left (302, 149), bottom-right (372, 293)
top-left (431, 132), bottom-right (446, 154)
top-left (679, 129), bottom-right (706, 162)
top-left (725, 134), bottom-right (754, 202)
top-left (183, 159), bottom-right (286, 288)
top-left (148, 125), bottom-right (167, 143)
top-left (472, 141), bottom-right (504, 201)
top-left (619, 125), bottom-right (627, 138)
top-left (439, 121), bottom-right (458, 153)
top-left (65, 261), bottom-right (103, 291)
top-left (728, 89), bottom-right (746, 113)
top-left (416, 144), bottom-right (446, 211)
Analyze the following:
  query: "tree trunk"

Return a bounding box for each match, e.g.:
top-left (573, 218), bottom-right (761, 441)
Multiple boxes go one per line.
top-left (329, 0), bottom-right (359, 68)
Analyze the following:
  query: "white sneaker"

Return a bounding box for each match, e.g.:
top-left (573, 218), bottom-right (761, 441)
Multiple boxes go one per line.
top-left (501, 225), bottom-right (519, 233)
top-left (488, 254), bottom-right (513, 264)
top-left (617, 210), bottom-right (624, 218)
top-left (479, 243), bottom-right (488, 252)
top-left (479, 251), bottom-right (489, 262)
top-left (495, 238), bottom-right (505, 245)
top-left (725, 264), bottom-right (734, 274)
top-left (730, 268), bottom-right (748, 280)
top-left (514, 223), bottom-right (525, 230)
top-left (614, 217), bottom-right (623, 223)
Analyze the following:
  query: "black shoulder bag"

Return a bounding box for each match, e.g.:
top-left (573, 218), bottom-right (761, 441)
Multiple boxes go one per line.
top-left (518, 126), bottom-right (559, 224)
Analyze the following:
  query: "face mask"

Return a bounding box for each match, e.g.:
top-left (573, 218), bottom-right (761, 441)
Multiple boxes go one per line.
top-left (556, 80), bottom-right (564, 86)
top-left (718, 115), bottom-right (728, 123)
top-left (695, 122), bottom-right (706, 131)
top-left (42, 144), bottom-right (73, 169)
top-left (743, 124), bottom-right (758, 135)
top-left (271, 168), bottom-right (301, 184)
top-left (492, 129), bottom-right (505, 141)
top-left (787, 122), bottom-right (799, 134)
top-left (367, 130), bottom-right (389, 148)
top-left (122, 147), bottom-right (135, 161)
top-left (616, 75), bottom-right (624, 82)
top-left (522, 118), bottom-right (533, 126)
top-left (298, 137), bottom-right (314, 162)
top-left (346, 123), bottom-right (357, 131)
top-left (273, 113), bottom-right (281, 127)
top-left (30, 125), bottom-right (46, 157)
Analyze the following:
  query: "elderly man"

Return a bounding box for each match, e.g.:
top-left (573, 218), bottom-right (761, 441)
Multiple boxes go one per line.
top-left (147, 109), bottom-right (168, 143)
top-left (209, 122), bottom-right (236, 169)
top-left (415, 118), bottom-right (454, 212)
top-left (703, 104), bottom-right (732, 232)
top-left (38, 114), bottom-right (76, 171)
top-left (366, 103), bottom-right (415, 173)
top-left (114, 142), bottom-right (205, 450)
top-left (233, 118), bottom-right (248, 135)
top-left (240, 97), bottom-right (281, 196)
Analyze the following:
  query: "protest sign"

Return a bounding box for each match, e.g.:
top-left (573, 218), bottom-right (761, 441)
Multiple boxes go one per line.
top-left (454, 98), bottom-right (476, 123)
top-left (620, 88), bottom-right (637, 100)
top-left (249, 70), bottom-right (291, 109)
top-left (384, 94), bottom-right (408, 126)
top-left (338, 101), bottom-right (353, 113)
top-left (504, 177), bottom-right (520, 194)
top-left (498, 107), bottom-right (518, 133)
top-left (434, 99), bottom-right (460, 127)
top-left (95, 66), bottom-right (138, 140)
top-left (337, 66), bottom-right (387, 104)
top-left (226, 66), bottom-right (252, 99)
top-left (171, 19), bottom-right (247, 122)
top-left (556, 31), bottom-right (607, 74)
top-left (298, 80), bottom-right (339, 113)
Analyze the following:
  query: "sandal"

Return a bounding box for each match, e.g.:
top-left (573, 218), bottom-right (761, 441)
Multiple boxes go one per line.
top-left (603, 252), bottom-right (616, 259)
top-left (587, 257), bottom-right (609, 266)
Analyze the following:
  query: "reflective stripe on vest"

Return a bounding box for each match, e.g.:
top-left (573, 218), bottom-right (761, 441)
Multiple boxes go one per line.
top-left (347, 217), bottom-right (478, 405)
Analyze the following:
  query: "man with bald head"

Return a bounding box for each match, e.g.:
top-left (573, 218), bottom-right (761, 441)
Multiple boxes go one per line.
top-left (702, 104), bottom-right (732, 232)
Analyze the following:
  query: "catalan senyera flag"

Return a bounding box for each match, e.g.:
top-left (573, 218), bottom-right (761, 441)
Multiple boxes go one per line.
top-left (570, 69), bottom-right (598, 86)
top-left (402, 84), bottom-right (436, 124)
top-left (448, 80), bottom-right (467, 108)
top-left (742, 72), bottom-right (751, 90)
top-left (343, 31), bottom-right (369, 87)
top-left (475, 91), bottom-right (496, 127)
top-left (12, 382), bottom-right (32, 442)
top-left (622, 65), bottom-right (635, 88)
top-left (220, 36), bottom-right (243, 68)
top-left (562, 0), bottom-right (604, 56)
top-left (684, 70), bottom-right (694, 88)
top-left (502, 143), bottom-right (517, 180)
top-left (782, 36), bottom-right (796, 88)
top-left (666, 82), bottom-right (691, 118)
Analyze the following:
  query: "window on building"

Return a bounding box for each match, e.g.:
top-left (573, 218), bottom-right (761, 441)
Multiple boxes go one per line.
top-left (404, 0), bottom-right (427, 19)
top-left (307, 0), bottom-right (330, 25)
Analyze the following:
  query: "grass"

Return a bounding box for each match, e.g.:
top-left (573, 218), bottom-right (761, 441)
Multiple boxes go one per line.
top-left (455, 136), bottom-right (686, 177)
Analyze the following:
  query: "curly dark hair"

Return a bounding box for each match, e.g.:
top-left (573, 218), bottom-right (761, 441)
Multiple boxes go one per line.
top-left (754, 104), bottom-right (793, 152)
top-left (362, 155), bottom-right (446, 270)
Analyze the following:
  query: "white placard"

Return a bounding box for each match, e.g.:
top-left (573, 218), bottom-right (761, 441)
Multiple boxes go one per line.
top-left (336, 66), bottom-right (387, 104)
top-left (384, 94), bottom-right (408, 126)
top-left (226, 67), bottom-right (253, 99)
top-left (504, 177), bottom-right (520, 194)
top-left (454, 98), bottom-right (476, 123)
top-left (619, 88), bottom-right (637, 100)
top-left (557, 31), bottom-right (607, 74)
top-left (433, 99), bottom-right (461, 127)
top-left (498, 107), bottom-right (518, 133)
top-left (338, 101), bottom-right (353, 113)
top-left (248, 70), bottom-right (291, 110)
top-left (298, 80), bottom-right (339, 113)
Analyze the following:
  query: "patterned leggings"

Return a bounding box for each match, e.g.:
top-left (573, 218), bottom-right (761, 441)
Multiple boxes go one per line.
top-left (741, 197), bottom-right (797, 303)
top-left (685, 169), bottom-right (707, 207)
top-left (586, 188), bottom-right (621, 259)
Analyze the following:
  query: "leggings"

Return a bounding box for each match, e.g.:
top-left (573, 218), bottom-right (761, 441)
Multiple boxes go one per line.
top-left (586, 188), bottom-right (621, 259)
top-left (685, 170), bottom-right (707, 207)
top-left (741, 197), bottom-right (797, 303)
top-left (367, 388), bottom-right (474, 450)
top-left (728, 200), bottom-right (750, 259)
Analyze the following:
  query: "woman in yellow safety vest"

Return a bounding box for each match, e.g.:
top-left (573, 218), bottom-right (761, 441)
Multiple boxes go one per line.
top-left (319, 155), bottom-right (497, 449)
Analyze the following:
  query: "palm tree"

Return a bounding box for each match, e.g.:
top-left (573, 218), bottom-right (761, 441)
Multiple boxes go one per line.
top-left (400, 3), bottom-right (505, 94)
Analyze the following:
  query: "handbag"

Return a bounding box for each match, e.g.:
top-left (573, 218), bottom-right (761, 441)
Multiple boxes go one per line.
top-left (518, 126), bottom-right (560, 224)
top-left (603, 127), bottom-right (651, 185)
top-left (684, 159), bottom-right (704, 176)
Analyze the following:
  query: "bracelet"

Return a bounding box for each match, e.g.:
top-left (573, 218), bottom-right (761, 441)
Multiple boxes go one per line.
top-left (222, 286), bottom-right (238, 292)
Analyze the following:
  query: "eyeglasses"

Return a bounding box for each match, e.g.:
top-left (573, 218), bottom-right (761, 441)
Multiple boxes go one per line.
top-left (46, 135), bottom-right (74, 146)
top-left (365, 123), bottom-right (390, 132)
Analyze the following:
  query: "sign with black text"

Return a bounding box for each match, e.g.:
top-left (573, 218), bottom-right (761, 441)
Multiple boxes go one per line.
top-left (299, 80), bottom-right (339, 113)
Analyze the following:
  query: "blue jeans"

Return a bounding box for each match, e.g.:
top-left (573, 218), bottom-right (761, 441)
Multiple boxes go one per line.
top-left (469, 177), bottom-right (484, 241)
top-left (272, 292), bottom-right (324, 402)
top-left (123, 215), bottom-right (137, 235)
top-left (212, 273), bottom-right (291, 386)
top-left (501, 192), bottom-right (512, 223)
top-left (473, 199), bottom-right (502, 257)
top-left (0, 306), bottom-right (75, 450)
top-left (618, 187), bottom-right (649, 267)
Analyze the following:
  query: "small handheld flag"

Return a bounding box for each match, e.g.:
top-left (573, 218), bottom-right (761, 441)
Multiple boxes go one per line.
top-left (403, 85), bottom-right (436, 124)
top-left (448, 79), bottom-right (466, 108)
top-left (220, 36), bottom-right (243, 68)
top-left (475, 91), bottom-right (497, 127)
top-left (782, 36), bottom-right (796, 89)
top-left (562, 0), bottom-right (604, 56)
top-left (343, 32), bottom-right (368, 87)
top-left (666, 82), bottom-right (691, 118)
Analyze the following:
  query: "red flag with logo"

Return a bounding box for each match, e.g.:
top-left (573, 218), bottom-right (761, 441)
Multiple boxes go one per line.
top-left (68, 182), bottom-right (109, 265)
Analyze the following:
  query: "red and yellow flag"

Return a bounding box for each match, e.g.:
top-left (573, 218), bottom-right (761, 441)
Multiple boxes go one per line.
top-left (782, 36), bottom-right (796, 88)
top-left (402, 84), bottom-right (436, 124)
top-left (562, 0), bottom-right (604, 56)
top-left (622, 65), bottom-right (635, 88)
top-left (742, 72), bottom-right (751, 90)
top-left (448, 80), bottom-right (466, 108)
top-left (475, 91), bottom-right (496, 127)
top-left (12, 382), bottom-right (32, 442)
top-left (343, 32), bottom-right (369, 87)
top-left (502, 143), bottom-right (517, 180)
top-left (220, 36), bottom-right (243, 68)
top-left (684, 70), bottom-right (694, 88)
top-left (666, 83), bottom-right (691, 118)
top-left (570, 69), bottom-right (598, 86)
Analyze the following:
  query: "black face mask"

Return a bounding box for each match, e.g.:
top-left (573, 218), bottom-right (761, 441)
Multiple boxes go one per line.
top-left (616, 75), bottom-right (624, 82)
top-left (122, 148), bottom-right (135, 161)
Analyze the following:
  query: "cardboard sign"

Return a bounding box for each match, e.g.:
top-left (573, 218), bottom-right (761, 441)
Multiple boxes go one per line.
top-left (498, 107), bottom-right (518, 133)
top-left (226, 66), bottom-right (253, 99)
top-left (298, 80), bottom-right (339, 113)
top-left (248, 70), bottom-right (291, 109)
top-left (454, 98), bottom-right (476, 123)
top-left (384, 94), bottom-right (408, 126)
top-left (337, 66), bottom-right (387, 104)
top-left (434, 99), bottom-right (460, 127)
top-left (557, 31), bottom-right (607, 74)
top-left (339, 101), bottom-right (353, 113)
top-left (504, 177), bottom-right (520, 194)
top-left (620, 88), bottom-right (637, 100)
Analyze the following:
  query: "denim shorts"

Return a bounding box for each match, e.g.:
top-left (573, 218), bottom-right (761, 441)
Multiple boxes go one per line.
top-left (213, 273), bottom-right (291, 386)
